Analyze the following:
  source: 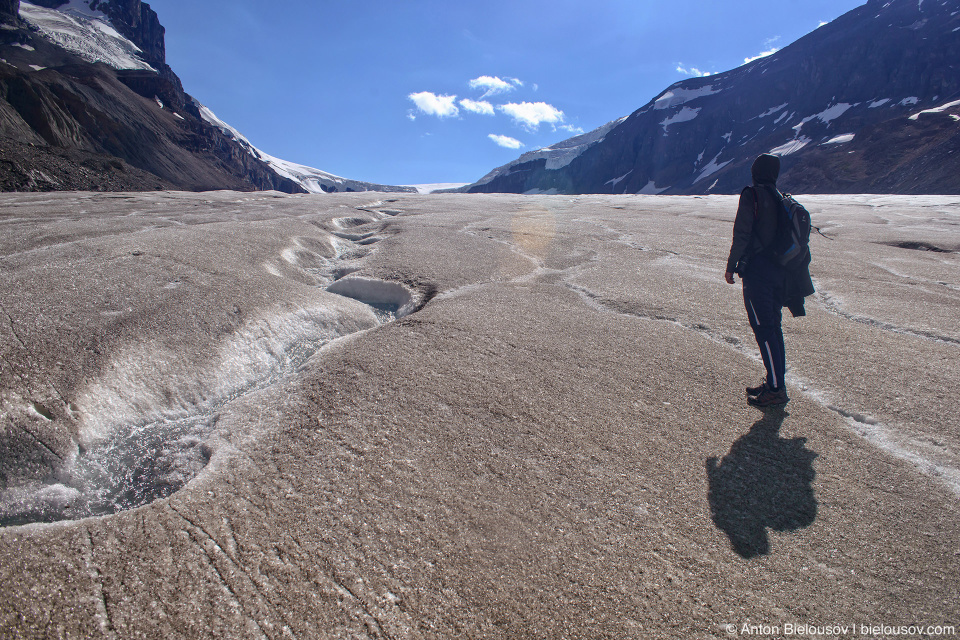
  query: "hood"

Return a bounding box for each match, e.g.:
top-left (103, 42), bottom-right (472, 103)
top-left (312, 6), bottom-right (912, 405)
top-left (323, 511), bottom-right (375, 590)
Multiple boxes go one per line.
top-left (751, 154), bottom-right (780, 185)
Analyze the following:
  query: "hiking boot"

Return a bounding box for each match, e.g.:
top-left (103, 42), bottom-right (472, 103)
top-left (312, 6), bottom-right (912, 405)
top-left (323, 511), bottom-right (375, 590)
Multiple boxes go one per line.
top-left (745, 380), bottom-right (767, 396)
top-left (747, 386), bottom-right (789, 407)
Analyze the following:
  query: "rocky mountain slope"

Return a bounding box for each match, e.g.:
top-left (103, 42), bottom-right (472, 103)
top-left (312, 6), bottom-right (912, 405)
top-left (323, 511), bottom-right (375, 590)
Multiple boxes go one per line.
top-left (0, 0), bottom-right (411, 193)
top-left (465, 0), bottom-right (960, 195)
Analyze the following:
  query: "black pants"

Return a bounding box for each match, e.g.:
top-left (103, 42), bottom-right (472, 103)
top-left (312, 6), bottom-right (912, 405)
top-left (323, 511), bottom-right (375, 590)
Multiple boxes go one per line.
top-left (742, 256), bottom-right (787, 391)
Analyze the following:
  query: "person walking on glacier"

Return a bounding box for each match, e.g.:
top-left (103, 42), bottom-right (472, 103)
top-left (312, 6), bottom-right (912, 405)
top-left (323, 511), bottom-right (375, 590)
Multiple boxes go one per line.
top-left (724, 153), bottom-right (813, 407)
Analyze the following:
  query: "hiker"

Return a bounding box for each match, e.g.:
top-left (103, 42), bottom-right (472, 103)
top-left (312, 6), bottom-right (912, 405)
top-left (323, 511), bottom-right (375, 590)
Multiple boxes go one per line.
top-left (724, 153), bottom-right (814, 407)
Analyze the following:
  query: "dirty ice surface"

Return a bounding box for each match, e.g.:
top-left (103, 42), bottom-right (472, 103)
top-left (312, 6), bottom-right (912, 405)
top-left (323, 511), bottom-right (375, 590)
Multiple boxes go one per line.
top-left (0, 192), bottom-right (417, 526)
top-left (0, 191), bottom-right (958, 533)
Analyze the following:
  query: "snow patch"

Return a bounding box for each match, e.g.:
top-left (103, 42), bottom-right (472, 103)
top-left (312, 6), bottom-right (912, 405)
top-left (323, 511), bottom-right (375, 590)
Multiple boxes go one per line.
top-left (869, 98), bottom-right (891, 108)
top-left (637, 180), bottom-right (668, 195)
top-left (756, 103), bottom-right (788, 118)
top-left (660, 107), bottom-right (700, 133)
top-left (823, 133), bottom-right (855, 144)
top-left (653, 85), bottom-right (721, 110)
top-left (769, 136), bottom-right (812, 156)
top-left (406, 183), bottom-right (470, 194)
top-left (694, 153), bottom-right (732, 183)
top-left (908, 98), bottom-right (960, 120)
top-left (471, 116), bottom-right (627, 186)
top-left (899, 96), bottom-right (919, 106)
top-left (605, 171), bottom-right (633, 191)
top-left (792, 103), bottom-right (855, 133)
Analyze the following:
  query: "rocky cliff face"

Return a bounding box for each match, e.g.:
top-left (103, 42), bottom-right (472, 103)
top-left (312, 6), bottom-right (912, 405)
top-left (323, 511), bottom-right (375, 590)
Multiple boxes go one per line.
top-left (0, 0), bottom-right (19, 25)
top-left (99, 0), bottom-right (165, 68)
top-left (467, 0), bottom-right (960, 195)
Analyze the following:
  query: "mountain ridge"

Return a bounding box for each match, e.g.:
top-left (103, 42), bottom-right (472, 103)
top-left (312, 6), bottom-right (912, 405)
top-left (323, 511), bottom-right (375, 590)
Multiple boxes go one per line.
top-left (0, 0), bottom-right (412, 193)
top-left (463, 0), bottom-right (960, 195)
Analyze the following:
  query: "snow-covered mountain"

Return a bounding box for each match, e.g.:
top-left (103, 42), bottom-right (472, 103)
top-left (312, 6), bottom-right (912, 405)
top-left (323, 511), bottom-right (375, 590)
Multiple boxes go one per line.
top-left (0, 0), bottom-right (412, 193)
top-left (465, 0), bottom-right (960, 195)
top-left (195, 102), bottom-right (412, 194)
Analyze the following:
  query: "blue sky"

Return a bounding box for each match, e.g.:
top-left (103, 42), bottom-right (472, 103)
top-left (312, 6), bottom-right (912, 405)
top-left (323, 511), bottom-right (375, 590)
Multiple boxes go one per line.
top-left (149, 0), bottom-right (866, 187)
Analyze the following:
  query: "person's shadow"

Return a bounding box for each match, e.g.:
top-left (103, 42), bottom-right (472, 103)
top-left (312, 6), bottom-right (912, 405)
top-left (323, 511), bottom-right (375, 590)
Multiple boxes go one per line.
top-left (706, 407), bottom-right (818, 558)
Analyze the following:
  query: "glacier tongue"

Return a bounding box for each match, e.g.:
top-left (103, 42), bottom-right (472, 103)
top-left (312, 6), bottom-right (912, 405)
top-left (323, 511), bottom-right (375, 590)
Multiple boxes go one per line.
top-left (19, 1), bottom-right (155, 71)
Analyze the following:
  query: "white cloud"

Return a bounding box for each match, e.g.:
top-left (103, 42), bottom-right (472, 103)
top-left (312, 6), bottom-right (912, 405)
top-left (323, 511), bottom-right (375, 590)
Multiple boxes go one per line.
top-left (499, 101), bottom-right (565, 131)
top-left (460, 98), bottom-right (495, 115)
top-left (676, 63), bottom-right (712, 77)
top-left (558, 124), bottom-right (585, 134)
top-left (469, 75), bottom-right (522, 99)
top-left (488, 134), bottom-right (524, 149)
top-left (744, 48), bottom-right (779, 64)
top-left (408, 91), bottom-right (459, 118)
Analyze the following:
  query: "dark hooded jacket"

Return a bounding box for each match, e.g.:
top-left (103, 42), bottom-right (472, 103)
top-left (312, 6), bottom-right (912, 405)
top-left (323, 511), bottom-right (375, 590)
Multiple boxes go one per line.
top-left (726, 154), bottom-right (814, 315)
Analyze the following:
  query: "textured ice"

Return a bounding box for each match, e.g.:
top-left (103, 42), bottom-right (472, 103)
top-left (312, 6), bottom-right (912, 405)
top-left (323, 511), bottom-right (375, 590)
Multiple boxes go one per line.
top-left (19, 1), bottom-right (155, 71)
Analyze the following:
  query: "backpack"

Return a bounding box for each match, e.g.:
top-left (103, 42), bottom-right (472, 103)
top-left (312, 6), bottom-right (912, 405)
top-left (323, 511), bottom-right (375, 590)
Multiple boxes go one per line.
top-left (772, 192), bottom-right (812, 271)
top-left (751, 186), bottom-right (811, 271)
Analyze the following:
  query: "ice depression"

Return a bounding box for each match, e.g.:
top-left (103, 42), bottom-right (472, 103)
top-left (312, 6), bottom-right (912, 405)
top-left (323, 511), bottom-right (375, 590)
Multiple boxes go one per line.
top-left (0, 191), bottom-right (958, 637)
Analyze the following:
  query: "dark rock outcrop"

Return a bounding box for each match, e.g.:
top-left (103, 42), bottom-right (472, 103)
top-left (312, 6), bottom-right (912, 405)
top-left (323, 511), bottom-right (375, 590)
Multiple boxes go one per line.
top-left (0, 0), bottom-right (19, 26)
top-left (466, 0), bottom-right (960, 195)
top-left (96, 0), bottom-right (166, 69)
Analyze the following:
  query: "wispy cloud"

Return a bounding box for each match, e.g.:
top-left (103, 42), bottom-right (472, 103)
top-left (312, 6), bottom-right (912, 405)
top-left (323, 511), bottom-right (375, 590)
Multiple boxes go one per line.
top-left (558, 124), bottom-right (585, 135)
top-left (488, 134), bottom-right (524, 149)
top-left (460, 98), bottom-right (495, 115)
top-left (469, 75), bottom-right (523, 99)
top-left (408, 91), bottom-right (459, 118)
top-left (499, 101), bottom-right (565, 131)
top-left (744, 36), bottom-right (781, 64)
top-left (743, 48), bottom-right (779, 64)
top-left (676, 63), bottom-right (712, 77)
